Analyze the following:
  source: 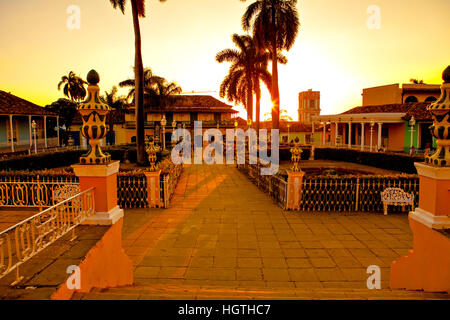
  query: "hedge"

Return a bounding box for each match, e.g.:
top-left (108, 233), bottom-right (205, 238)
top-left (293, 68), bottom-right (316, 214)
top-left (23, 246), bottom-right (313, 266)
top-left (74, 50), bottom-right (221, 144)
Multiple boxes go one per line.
top-left (314, 148), bottom-right (423, 174)
top-left (0, 144), bottom-right (170, 171)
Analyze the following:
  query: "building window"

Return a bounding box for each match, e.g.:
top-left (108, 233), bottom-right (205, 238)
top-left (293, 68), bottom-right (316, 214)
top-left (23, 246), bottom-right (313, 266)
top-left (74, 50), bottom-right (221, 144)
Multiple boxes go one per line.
top-left (405, 96), bottom-right (418, 103)
top-left (425, 96), bottom-right (437, 102)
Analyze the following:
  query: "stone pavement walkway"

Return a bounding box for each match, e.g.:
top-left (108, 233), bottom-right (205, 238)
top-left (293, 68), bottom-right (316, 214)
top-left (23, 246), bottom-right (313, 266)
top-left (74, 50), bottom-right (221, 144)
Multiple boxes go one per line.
top-left (0, 209), bottom-right (38, 232)
top-left (74, 164), bottom-right (449, 300)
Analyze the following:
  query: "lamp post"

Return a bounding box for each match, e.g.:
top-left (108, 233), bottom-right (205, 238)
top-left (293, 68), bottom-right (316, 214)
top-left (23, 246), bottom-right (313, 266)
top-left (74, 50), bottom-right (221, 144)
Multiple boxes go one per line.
top-left (31, 120), bottom-right (37, 154)
top-left (370, 120), bottom-right (375, 152)
top-left (172, 120), bottom-right (177, 148)
top-left (161, 115), bottom-right (167, 151)
top-left (409, 116), bottom-right (416, 155)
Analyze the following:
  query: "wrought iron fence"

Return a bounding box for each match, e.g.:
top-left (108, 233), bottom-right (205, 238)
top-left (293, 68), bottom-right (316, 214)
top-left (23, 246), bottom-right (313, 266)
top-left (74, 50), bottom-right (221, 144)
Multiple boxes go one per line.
top-left (237, 163), bottom-right (287, 209)
top-left (238, 163), bottom-right (419, 213)
top-left (0, 180), bottom-right (80, 208)
top-left (0, 187), bottom-right (95, 285)
top-left (0, 164), bottom-right (183, 210)
top-left (117, 174), bottom-right (148, 209)
top-left (161, 164), bottom-right (183, 208)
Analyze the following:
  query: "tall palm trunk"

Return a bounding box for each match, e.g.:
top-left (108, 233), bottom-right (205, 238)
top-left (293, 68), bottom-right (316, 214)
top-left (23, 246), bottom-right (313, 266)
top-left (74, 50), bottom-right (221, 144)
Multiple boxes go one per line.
top-left (271, 1), bottom-right (280, 130)
top-left (246, 73), bottom-right (253, 126)
top-left (131, 0), bottom-right (145, 165)
top-left (255, 80), bottom-right (261, 138)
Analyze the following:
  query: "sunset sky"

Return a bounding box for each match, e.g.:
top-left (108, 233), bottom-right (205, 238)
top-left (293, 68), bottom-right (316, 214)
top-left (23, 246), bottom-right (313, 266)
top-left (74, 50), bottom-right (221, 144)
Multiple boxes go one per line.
top-left (0, 0), bottom-right (449, 120)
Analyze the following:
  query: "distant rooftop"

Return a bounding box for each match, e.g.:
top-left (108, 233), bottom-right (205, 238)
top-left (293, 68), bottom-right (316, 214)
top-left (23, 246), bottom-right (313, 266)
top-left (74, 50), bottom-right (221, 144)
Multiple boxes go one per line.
top-left (0, 90), bottom-right (57, 116)
top-left (140, 95), bottom-right (238, 113)
top-left (342, 102), bottom-right (431, 121)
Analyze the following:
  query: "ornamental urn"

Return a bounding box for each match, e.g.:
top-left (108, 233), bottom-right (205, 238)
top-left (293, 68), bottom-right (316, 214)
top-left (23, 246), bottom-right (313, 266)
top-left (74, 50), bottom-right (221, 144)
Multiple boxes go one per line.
top-left (77, 70), bottom-right (111, 165)
top-left (425, 66), bottom-right (450, 167)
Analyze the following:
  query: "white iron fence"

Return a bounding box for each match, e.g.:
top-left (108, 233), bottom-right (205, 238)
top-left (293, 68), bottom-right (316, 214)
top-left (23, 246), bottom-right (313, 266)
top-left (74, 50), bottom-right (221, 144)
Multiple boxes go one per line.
top-left (0, 187), bottom-right (95, 285)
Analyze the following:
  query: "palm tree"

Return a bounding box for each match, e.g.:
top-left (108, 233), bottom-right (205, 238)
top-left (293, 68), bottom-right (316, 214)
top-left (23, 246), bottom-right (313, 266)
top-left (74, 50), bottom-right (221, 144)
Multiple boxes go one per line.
top-left (57, 71), bottom-right (87, 102)
top-left (216, 34), bottom-right (256, 123)
top-left (102, 86), bottom-right (128, 145)
top-left (146, 77), bottom-right (182, 109)
top-left (119, 67), bottom-right (164, 102)
top-left (264, 108), bottom-right (291, 121)
top-left (241, 0), bottom-right (300, 130)
top-left (217, 34), bottom-right (285, 134)
top-left (409, 78), bottom-right (425, 84)
top-left (109, 0), bottom-right (167, 164)
top-left (120, 68), bottom-right (182, 108)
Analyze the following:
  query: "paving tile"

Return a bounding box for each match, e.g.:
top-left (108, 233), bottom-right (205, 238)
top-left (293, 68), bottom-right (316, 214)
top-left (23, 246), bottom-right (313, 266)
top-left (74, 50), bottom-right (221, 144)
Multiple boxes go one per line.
top-left (315, 268), bottom-right (346, 282)
top-left (262, 268), bottom-right (291, 282)
top-left (310, 258), bottom-right (336, 268)
top-left (135, 266), bottom-right (160, 279)
top-left (305, 249), bottom-right (329, 258)
top-left (236, 268), bottom-right (263, 281)
top-left (262, 258), bottom-right (288, 268)
top-left (237, 257), bottom-right (262, 268)
top-left (288, 268), bottom-right (319, 282)
top-left (282, 248), bottom-right (307, 258)
top-left (286, 258), bottom-right (312, 268)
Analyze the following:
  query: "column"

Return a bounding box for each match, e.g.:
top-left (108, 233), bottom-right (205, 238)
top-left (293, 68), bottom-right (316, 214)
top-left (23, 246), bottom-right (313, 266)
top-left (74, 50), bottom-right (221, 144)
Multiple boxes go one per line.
top-left (9, 115), bottom-right (14, 152)
top-left (322, 123), bottom-right (326, 145)
top-left (286, 170), bottom-right (306, 210)
top-left (56, 117), bottom-right (60, 147)
top-left (348, 122), bottom-right (352, 148)
top-left (29, 116), bottom-right (32, 148)
top-left (44, 116), bottom-right (48, 148)
top-left (377, 122), bottom-right (383, 150)
top-left (390, 66), bottom-right (450, 292)
top-left (360, 122), bottom-right (365, 150)
top-left (335, 122), bottom-right (338, 146)
top-left (311, 122), bottom-right (315, 145)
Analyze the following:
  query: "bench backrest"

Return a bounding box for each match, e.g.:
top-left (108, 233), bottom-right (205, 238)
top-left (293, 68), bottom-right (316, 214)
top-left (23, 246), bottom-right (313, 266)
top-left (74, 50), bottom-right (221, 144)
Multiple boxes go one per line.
top-left (381, 187), bottom-right (414, 202)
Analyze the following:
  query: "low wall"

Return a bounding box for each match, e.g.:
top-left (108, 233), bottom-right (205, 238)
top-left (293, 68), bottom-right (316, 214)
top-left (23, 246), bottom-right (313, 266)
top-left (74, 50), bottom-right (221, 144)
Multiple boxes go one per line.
top-left (51, 218), bottom-right (133, 300)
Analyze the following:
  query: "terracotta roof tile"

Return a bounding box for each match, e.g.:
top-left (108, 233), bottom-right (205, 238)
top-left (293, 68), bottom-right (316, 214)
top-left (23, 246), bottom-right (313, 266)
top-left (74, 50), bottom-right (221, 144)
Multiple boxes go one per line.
top-left (143, 95), bottom-right (238, 113)
top-left (0, 90), bottom-right (57, 116)
top-left (341, 102), bottom-right (432, 121)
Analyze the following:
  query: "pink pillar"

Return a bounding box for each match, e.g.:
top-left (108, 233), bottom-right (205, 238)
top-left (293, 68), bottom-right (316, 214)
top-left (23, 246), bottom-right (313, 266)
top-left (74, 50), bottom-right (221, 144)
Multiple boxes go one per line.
top-left (145, 170), bottom-right (162, 208)
top-left (286, 171), bottom-right (305, 210)
top-left (72, 161), bottom-right (123, 225)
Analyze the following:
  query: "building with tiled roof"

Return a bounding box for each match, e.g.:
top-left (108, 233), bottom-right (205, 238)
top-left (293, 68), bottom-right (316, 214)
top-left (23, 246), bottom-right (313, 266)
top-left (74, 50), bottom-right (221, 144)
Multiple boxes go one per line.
top-left (312, 101), bottom-right (434, 154)
top-left (0, 90), bottom-right (59, 153)
top-left (68, 94), bottom-right (239, 147)
top-left (116, 95), bottom-right (239, 145)
top-left (362, 83), bottom-right (440, 106)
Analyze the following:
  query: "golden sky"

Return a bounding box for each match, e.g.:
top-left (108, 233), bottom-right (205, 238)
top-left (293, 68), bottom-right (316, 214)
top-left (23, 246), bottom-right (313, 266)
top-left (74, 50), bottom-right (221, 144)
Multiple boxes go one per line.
top-left (0, 0), bottom-right (449, 120)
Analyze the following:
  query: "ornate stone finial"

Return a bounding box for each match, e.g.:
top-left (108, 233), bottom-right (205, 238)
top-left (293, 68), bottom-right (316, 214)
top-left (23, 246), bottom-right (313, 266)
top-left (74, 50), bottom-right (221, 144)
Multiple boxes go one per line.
top-left (290, 144), bottom-right (303, 172)
top-left (86, 69), bottom-right (100, 85)
top-left (145, 136), bottom-right (160, 172)
top-left (425, 66), bottom-right (450, 167)
top-left (78, 70), bottom-right (111, 165)
top-left (442, 65), bottom-right (450, 84)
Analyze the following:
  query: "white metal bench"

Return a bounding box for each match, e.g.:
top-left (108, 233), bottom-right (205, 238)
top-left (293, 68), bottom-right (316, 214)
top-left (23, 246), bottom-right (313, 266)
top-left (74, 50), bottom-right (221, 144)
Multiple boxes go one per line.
top-left (380, 187), bottom-right (415, 215)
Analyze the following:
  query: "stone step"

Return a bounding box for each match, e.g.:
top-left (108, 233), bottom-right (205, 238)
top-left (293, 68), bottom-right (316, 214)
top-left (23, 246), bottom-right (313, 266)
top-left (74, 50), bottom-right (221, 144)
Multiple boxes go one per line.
top-left (72, 284), bottom-right (450, 300)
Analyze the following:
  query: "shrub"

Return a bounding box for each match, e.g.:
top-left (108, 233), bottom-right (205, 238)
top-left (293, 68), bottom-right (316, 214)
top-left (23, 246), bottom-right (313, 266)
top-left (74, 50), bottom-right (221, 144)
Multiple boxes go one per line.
top-left (314, 148), bottom-right (423, 174)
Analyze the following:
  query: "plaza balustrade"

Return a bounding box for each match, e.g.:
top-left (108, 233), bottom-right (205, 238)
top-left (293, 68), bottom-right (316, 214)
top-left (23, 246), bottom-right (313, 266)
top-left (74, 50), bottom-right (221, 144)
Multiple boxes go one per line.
top-left (0, 187), bottom-right (95, 285)
top-left (237, 162), bottom-right (419, 213)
